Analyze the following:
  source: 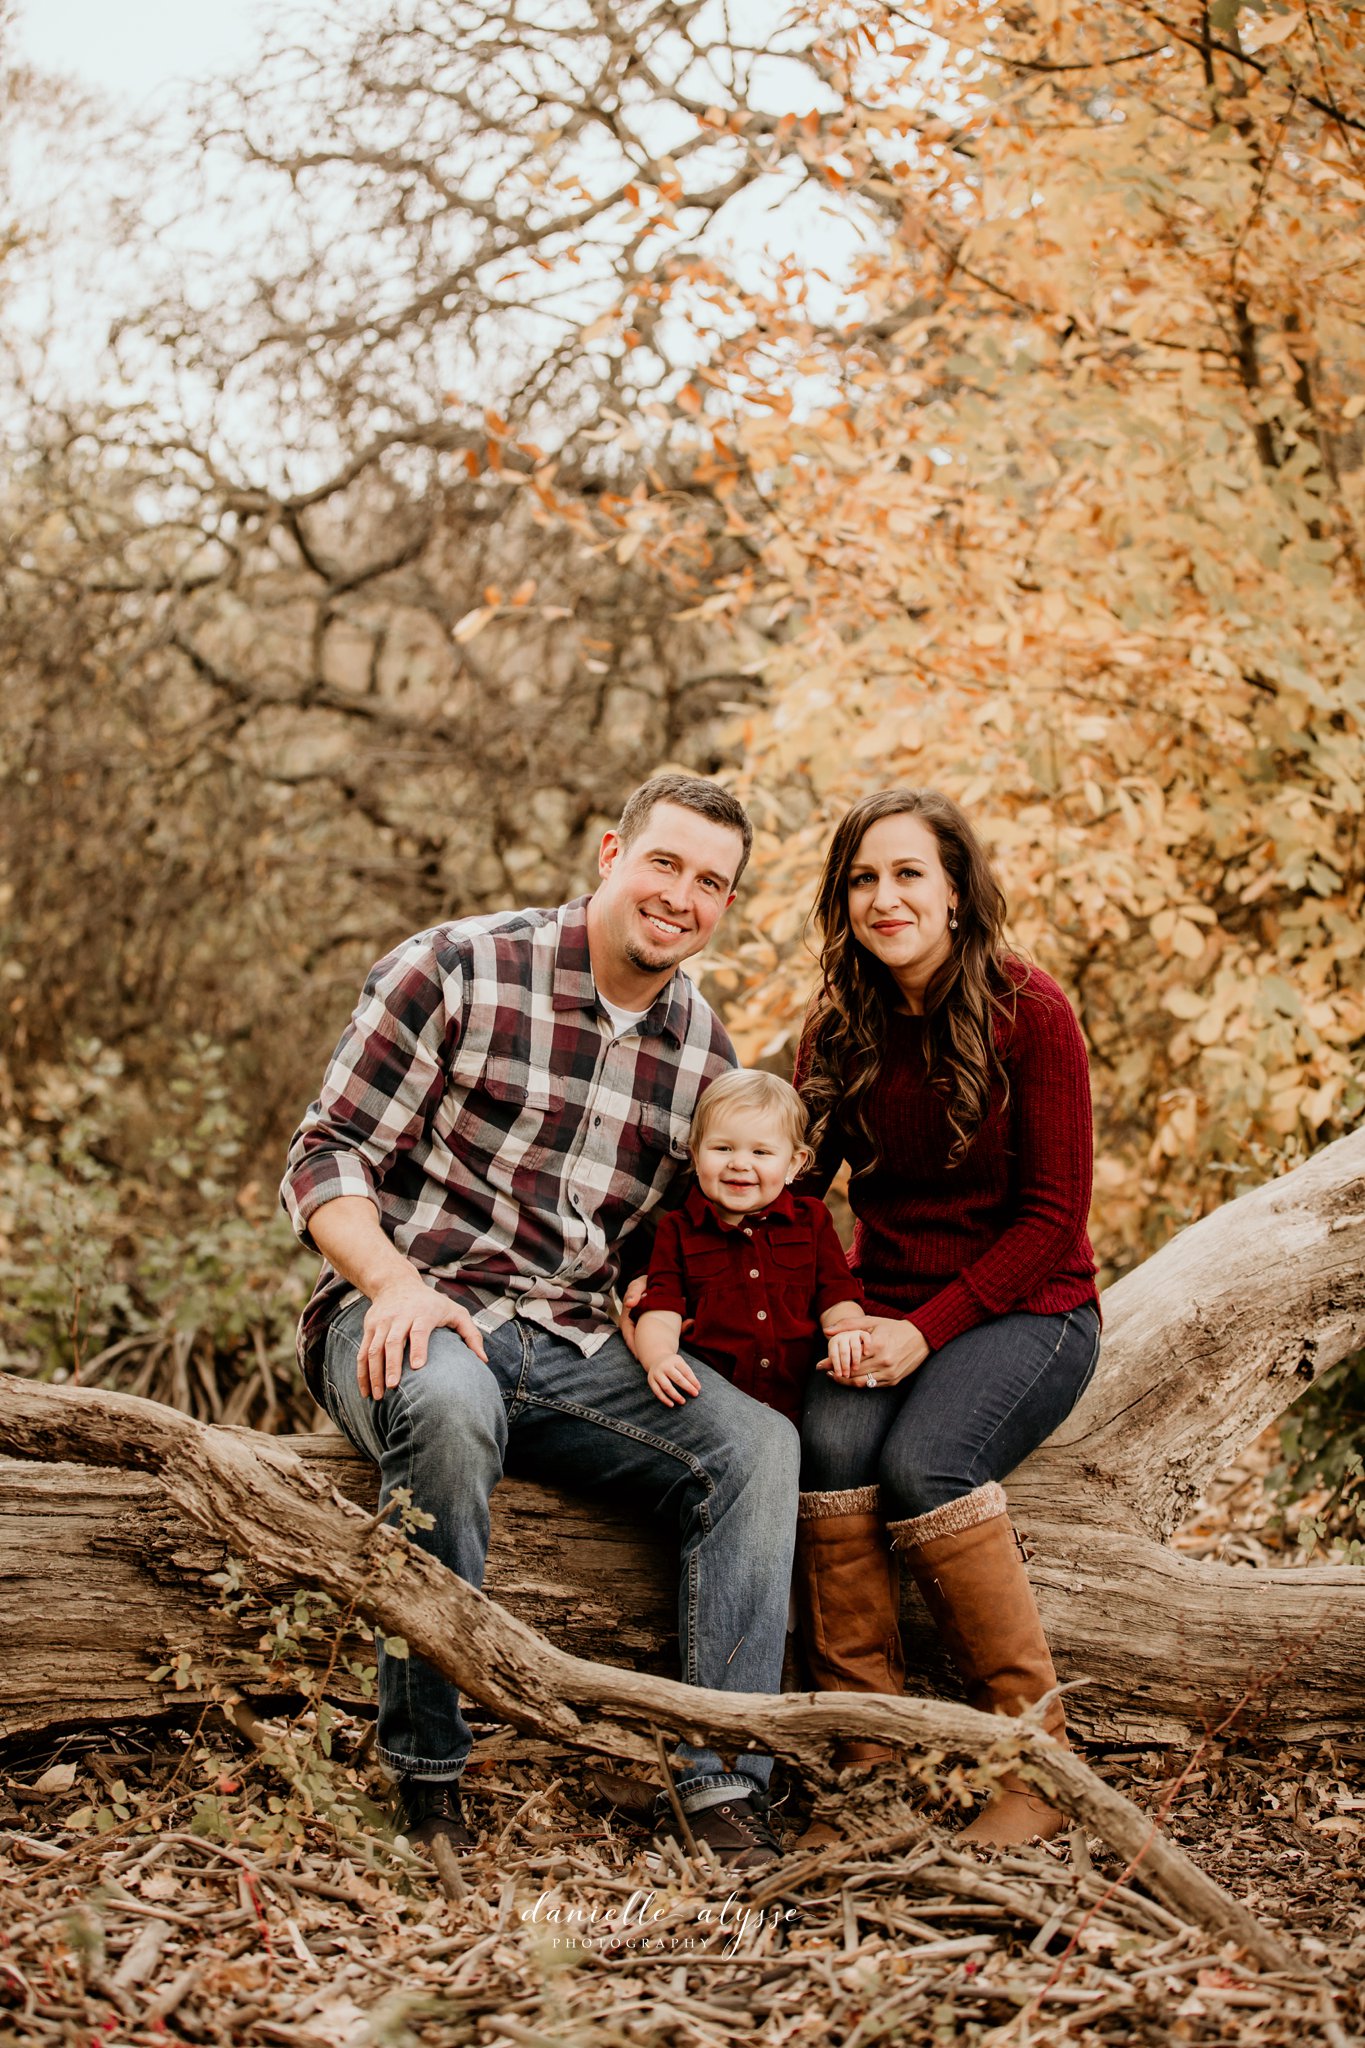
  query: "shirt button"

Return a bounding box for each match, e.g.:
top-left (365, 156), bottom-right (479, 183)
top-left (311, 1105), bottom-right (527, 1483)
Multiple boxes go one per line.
top-left (759, 1357), bottom-right (771, 1369)
top-left (749, 1268), bottom-right (760, 1279)
top-left (756, 1309), bottom-right (767, 1321)
top-left (743, 1227), bottom-right (752, 1236)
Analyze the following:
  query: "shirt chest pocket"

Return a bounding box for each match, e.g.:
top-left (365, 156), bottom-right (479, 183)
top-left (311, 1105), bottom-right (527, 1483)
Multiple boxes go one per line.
top-left (637, 1103), bottom-right (691, 1162)
top-left (628, 1104), bottom-right (691, 1203)
top-left (447, 1054), bottom-right (565, 1175)
top-left (683, 1243), bottom-right (737, 1313)
top-left (479, 1055), bottom-right (563, 1112)
top-left (686, 1244), bottom-right (734, 1281)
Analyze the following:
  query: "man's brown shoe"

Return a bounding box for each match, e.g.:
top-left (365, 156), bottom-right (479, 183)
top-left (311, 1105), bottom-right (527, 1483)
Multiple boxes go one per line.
top-left (399, 1778), bottom-right (475, 1853)
top-left (657, 1794), bottom-right (782, 1869)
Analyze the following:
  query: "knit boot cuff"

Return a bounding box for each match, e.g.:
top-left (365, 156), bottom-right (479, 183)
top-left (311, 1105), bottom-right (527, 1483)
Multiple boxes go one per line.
top-left (887, 1481), bottom-right (1008, 1550)
top-left (798, 1484), bottom-right (882, 1521)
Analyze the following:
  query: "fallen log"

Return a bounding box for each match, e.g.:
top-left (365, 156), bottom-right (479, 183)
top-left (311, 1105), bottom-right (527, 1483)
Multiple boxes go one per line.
top-left (3, 1127), bottom-right (1364, 1743)
top-left (0, 1441), bottom-right (678, 1739)
top-left (1012, 1122), bottom-right (1365, 1540)
top-left (5, 1434), bottom-right (1361, 1746)
top-left (0, 1373), bottom-right (1313, 1980)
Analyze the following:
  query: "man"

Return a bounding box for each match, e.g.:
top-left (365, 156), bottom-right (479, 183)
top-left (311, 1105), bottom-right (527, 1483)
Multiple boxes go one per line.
top-left (280, 774), bottom-right (798, 1868)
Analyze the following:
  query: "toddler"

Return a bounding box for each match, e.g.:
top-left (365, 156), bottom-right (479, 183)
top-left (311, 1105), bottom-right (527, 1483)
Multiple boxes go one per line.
top-left (632, 1069), bottom-right (867, 1425)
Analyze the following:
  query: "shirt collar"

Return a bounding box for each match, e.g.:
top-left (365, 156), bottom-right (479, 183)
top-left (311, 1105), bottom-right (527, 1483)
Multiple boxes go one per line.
top-left (551, 894), bottom-right (689, 1046)
top-left (682, 1181), bottom-right (799, 1233)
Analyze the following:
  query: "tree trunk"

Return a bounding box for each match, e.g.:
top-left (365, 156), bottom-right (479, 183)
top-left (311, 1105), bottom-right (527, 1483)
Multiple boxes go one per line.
top-left (3, 1128), bottom-right (1364, 1745)
top-left (0, 1439), bottom-right (679, 1742)
top-left (1011, 1124), bottom-right (1365, 1541)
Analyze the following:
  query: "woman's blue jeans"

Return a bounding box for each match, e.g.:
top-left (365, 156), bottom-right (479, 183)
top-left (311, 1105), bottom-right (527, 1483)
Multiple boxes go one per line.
top-left (800, 1304), bottom-right (1101, 1515)
top-left (321, 1298), bottom-right (799, 1807)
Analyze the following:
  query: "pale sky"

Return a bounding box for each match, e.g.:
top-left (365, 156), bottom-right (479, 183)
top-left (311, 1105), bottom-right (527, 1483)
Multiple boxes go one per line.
top-left (15, 0), bottom-right (266, 100)
top-left (6, 0), bottom-right (877, 450)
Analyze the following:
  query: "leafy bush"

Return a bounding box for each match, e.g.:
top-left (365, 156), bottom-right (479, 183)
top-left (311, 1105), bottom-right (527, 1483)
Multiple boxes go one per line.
top-left (1273, 1356), bottom-right (1365, 1565)
top-left (0, 1036), bottom-right (312, 1429)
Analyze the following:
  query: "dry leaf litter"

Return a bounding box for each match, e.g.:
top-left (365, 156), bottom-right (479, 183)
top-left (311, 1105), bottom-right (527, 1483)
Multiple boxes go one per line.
top-left (3, 1446), bottom-right (1362, 2048)
top-left (5, 1707), bottom-right (1363, 2048)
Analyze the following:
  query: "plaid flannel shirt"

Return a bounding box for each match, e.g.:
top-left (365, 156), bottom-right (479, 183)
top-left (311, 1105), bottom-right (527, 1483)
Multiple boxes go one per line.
top-left (280, 895), bottom-right (735, 1397)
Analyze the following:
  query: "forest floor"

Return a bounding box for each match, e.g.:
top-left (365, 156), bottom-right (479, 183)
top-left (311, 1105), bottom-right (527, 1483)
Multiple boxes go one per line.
top-left (2, 1437), bottom-right (1363, 2048)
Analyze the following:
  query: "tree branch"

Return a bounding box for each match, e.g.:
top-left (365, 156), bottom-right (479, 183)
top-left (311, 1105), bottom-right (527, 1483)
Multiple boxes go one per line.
top-left (1124, 1), bottom-right (1365, 135)
top-left (0, 1372), bottom-right (1310, 1977)
top-left (1016, 1124), bottom-right (1365, 1536)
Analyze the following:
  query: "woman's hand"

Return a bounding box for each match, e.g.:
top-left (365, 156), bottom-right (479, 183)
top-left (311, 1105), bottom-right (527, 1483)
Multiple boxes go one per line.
top-left (816, 1314), bottom-right (928, 1389)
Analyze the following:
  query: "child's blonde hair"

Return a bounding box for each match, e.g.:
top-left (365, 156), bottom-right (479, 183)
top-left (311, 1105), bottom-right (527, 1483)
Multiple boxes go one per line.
top-left (689, 1068), bottom-right (811, 1156)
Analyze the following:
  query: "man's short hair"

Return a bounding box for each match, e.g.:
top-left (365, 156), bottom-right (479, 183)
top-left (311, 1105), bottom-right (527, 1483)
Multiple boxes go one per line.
top-left (689, 1068), bottom-right (810, 1156)
top-left (615, 774), bottom-right (753, 888)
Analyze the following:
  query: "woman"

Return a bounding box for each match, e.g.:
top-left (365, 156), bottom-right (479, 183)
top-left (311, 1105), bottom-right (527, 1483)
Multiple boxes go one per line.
top-left (792, 788), bottom-right (1100, 1846)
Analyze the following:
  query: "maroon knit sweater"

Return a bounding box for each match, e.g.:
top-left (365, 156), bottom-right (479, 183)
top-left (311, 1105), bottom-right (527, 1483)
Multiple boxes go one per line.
top-left (795, 962), bottom-right (1099, 1352)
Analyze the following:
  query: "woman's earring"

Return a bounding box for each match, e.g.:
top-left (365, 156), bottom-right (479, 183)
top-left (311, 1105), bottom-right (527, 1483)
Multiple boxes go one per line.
top-left (950, 910), bottom-right (959, 931)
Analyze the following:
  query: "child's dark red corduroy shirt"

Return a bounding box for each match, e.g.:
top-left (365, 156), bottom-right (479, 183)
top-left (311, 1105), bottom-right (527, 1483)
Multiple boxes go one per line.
top-left (636, 1183), bottom-right (863, 1424)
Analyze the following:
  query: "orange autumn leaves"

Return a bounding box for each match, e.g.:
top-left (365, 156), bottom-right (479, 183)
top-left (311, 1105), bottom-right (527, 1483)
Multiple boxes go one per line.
top-left (630, 3), bottom-right (1365, 1275)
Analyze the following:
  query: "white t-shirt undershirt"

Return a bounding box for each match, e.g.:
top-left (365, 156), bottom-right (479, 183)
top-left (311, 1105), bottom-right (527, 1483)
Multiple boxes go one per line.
top-left (598, 993), bottom-right (651, 1040)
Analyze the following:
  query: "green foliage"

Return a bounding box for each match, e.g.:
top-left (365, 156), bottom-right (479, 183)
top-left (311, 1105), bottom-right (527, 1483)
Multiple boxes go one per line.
top-left (0, 1034), bottom-right (310, 1427)
top-left (141, 1567), bottom-right (404, 1862)
top-left (1273, 1357), bottom-right (1365, 1563)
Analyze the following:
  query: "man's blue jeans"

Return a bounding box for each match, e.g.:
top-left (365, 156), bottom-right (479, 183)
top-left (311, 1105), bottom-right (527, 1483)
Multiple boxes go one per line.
top-left (321, 1300), bottom-right (799, 1809)
top-left (800, 1305), bottom-right (1101, 1513)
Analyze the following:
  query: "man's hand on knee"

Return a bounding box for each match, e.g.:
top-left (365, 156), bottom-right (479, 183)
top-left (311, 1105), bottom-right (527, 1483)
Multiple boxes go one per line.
top-left (358, 1277), bottom-right (488, 1399)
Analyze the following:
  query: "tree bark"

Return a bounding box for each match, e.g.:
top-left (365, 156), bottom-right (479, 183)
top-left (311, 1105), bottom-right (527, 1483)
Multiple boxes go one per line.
top-left (0, 1439), bottom-right (679, 1740)
top-left (0, 1371), bottom-right (1313, 1978)
top-left (1009, 1123), bottom-right (1365, 1537)
top-left (2, 1128), bottom-right (1364, 1745)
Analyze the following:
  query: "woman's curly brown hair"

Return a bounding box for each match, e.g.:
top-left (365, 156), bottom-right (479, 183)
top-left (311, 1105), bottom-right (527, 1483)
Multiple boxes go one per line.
top-left (801, 788), bottom-right (1018, 1169)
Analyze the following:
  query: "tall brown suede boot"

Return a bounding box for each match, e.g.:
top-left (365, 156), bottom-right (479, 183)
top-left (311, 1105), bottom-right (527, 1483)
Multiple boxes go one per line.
top-left (795, 1485), bottom-right (905, 1767)
top-left (888, 1482), bottom-right (1067, 1847)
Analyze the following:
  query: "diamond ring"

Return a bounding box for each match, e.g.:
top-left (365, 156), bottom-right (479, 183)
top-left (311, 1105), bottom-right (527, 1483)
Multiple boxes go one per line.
top-left (864, 1373), bottom-right (879, 1388)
